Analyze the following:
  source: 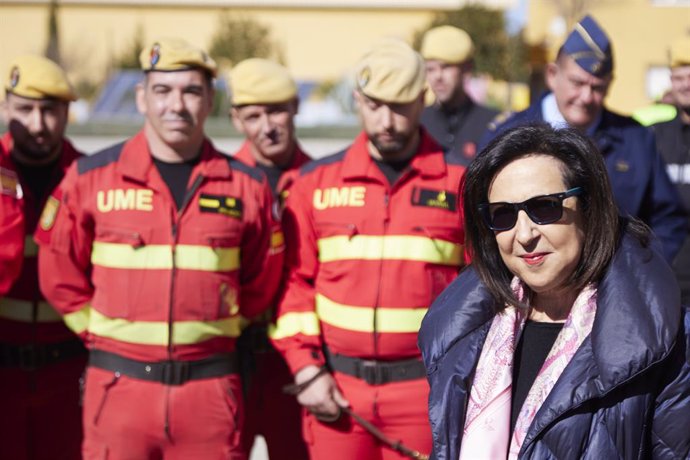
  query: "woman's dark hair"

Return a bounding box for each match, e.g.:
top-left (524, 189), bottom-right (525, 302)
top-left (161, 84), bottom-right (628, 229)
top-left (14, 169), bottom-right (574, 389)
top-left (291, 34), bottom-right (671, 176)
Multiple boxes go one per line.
top-left (463, 123), bottom-right (648, 310)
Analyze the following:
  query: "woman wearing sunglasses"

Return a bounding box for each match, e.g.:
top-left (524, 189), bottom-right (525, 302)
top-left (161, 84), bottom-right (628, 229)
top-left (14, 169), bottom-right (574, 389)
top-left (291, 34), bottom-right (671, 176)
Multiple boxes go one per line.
top-left (419, 124), bottom-right (690, 459)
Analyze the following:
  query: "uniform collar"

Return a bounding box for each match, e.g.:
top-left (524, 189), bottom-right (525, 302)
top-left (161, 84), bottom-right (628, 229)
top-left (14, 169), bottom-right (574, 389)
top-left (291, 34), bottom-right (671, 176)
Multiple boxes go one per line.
top-left (341, 129), bottom-right (446, 182)
top-left (541, 92), bottom-right (603, 135)
top-left (117, 130), bottom-right (232, 184)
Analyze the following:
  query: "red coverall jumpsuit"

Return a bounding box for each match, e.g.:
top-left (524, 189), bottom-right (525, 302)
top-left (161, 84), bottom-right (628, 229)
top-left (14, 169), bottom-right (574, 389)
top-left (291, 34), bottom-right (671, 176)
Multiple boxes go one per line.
top-left (234, 140), bottom-right (311, 460)
top-left (0, 133), bottom-right (85, 460)
top-left (37, 131), bottom-right (282, 460)
top-left (271, 130), bottom-right (466, 459)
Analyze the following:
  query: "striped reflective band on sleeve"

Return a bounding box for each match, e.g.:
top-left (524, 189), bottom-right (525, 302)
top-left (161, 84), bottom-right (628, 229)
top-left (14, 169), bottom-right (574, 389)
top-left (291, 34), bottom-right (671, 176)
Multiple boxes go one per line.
top-left (91, 242), bottom-right (240, 271)
top-left (0, 298), bottom-right (63, 322)
top-left (315, 294), bottom-right (426, 333)
top-left (63, 304), bottom-right (91, 335)
top-left (268, 311), bottom-right (321, 340)
top-left (24, 235), bottom-right (38, 257)
top-left (317, 235), bottom-right (462, 265)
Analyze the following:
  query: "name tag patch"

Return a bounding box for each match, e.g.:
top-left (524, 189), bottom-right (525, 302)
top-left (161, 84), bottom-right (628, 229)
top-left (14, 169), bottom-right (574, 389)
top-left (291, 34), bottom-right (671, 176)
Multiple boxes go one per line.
top-left (411, 187), bottom-right (457, 212)
top-left (199, 194), bottom-right (243, 219)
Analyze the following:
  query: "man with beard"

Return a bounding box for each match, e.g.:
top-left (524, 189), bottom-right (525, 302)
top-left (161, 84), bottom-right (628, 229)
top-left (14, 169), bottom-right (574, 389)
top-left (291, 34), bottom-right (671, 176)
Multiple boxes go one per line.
top-left (653, 37), bottom-right (690, 303)
top-left (482, 15), bottom-right (686, 264)
top-left (229, 57), bottom-right (310, 460)
top-left (420, 25), bottom-right (498, 165)
top-left (270, 38), bottom-right (467, 459)
top-left (0, 55), bottom-right (85, 460)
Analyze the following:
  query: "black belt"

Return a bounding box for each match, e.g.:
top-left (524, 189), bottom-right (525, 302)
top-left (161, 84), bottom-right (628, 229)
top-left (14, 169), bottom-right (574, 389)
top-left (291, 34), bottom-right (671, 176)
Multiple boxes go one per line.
top-left (0, 339), bottom-right (86, 370)
top-left (326, 350), bottom-right (427, 386)
top-left (238, 323), bottom-right (276, 354)
top-left (89, 349), bottom-right (239, 386)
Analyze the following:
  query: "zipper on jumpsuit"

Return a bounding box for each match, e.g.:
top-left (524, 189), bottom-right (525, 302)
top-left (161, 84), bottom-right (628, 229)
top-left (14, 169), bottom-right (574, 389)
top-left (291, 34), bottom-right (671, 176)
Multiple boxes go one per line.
top-left (164, 174), bottom-right (204, 440)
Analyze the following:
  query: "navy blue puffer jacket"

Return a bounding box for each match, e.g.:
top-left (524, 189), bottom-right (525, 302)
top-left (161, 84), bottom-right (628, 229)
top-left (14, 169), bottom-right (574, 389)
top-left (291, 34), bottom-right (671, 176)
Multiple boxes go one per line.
top-left (419, 234), bottom-right (690, 459)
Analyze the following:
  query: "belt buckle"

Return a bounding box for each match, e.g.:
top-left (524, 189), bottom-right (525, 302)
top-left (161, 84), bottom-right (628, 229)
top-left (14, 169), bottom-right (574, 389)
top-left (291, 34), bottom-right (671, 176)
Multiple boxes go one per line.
top-left (162, 360), bottom-right (190, 385)
top-left (359, 360), bottom-right (387, 385)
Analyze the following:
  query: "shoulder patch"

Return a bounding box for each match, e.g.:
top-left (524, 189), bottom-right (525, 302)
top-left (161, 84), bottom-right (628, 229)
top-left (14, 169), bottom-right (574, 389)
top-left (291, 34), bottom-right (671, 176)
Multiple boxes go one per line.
top-left (77, 142), bottom-right (125, 175)
top-left (39, 196), bottom-right (60, 231)
top-left (300, 149), bottom-right (347, 176)
top-left (227, 157), bottom-right (265, 183)
top-left (488, 111), bottom-right (513, 132)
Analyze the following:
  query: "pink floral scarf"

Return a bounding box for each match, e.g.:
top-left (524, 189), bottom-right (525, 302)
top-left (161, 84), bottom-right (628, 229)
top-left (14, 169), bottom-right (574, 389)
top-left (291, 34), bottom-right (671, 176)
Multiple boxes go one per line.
top-left (459, 278), bottom-right (597, 460)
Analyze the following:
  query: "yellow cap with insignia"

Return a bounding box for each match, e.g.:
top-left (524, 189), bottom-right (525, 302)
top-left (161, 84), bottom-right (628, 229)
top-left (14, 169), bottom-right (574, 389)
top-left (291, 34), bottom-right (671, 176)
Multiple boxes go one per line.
top-left (230, 58), bottom-right (297, 106)
top-left (5, 55), bottom-right (76, 102)
top-left (670, 36), bottom-right (690, 68)
top-left (420, 25), bottom-right (474, 64)
top-left (139, 37), bottom-right (217, 77)
top-left (354, 38), bottom-right (426, 104)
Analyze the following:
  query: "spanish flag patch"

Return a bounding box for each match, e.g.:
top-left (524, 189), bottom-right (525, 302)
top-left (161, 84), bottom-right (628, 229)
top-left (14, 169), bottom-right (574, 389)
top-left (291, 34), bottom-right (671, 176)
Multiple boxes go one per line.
top-left (0, 166), bottom-right (22, 199)
top-left (39, 196), bottom-right (60, 231)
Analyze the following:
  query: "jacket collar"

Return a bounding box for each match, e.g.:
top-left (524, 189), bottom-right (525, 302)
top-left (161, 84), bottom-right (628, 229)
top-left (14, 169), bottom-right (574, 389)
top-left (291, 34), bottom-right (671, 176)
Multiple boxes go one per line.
top-left (341, 129), bottom-right (446, 183)
top-left (117, 130), bottom-right (232, 186)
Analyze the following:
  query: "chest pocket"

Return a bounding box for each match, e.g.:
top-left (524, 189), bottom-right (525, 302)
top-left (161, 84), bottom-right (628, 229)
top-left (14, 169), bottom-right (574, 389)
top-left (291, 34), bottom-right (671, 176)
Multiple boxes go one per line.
top-left (188, 229), bottom-right (243, 321)
top-left (91, 225), bottom-right (158, 319)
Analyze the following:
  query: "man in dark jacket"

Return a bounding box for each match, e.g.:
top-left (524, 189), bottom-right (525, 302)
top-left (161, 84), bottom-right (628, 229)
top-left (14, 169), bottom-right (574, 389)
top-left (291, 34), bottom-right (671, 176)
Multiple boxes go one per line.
top-left (482, 15), bottom-right (686, 263)
top-left (653, 37), bottom-right (690, 302)
top-left (420, 25), bottom-right (498, 165)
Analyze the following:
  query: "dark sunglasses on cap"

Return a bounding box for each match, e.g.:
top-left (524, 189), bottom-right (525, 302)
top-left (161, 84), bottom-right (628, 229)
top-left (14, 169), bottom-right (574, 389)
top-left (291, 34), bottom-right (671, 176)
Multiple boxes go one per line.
top-left (479, 187), bottom-right (584, 231)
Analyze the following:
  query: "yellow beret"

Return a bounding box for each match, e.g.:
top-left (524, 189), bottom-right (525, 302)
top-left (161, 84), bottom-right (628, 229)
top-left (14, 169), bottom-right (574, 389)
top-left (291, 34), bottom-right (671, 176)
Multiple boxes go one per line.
top-left (354, 38), bottom-right (425, 104)
top-left (421, 25), bottom-right (474, 64)
top-left (5, 55), bottom-right (76, 101)
top-left (139, 37), bottom-right (217, 77)
top-left (670, 36), bottom-right (690, 68)
top-left (230, 58), bottom-right (297, 106)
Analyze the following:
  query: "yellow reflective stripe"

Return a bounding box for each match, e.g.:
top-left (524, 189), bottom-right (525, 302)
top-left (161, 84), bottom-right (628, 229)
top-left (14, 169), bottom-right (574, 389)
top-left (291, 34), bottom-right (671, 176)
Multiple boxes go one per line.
top-left (91, 242), bottom-right (240, 271)
top-left (316, 294), bottom-right (426, 333)
top-left (64, 305), bottom-right (91, 334)
top-left (0, 298), bottom-right (62, 322)
top-left (268, 311), bottom-right (321, 340)
top-left (317, 235), bottom-right (461, 265)
top-left (199, 197), bottom-right (220, 208)
top-left (88, 309), bottom-right (242, 345)
top-left (24, 235), bottom-right (38, 257)
top-left (271, 230), bottom-right (285, 249)
top-left (176, 245), bottom-right (240, 271)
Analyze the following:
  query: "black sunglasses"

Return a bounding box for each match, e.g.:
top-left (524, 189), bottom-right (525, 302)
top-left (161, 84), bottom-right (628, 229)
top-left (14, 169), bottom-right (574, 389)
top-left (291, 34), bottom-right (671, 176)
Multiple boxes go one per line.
top-left (479, 187), bottom-right (584, 231)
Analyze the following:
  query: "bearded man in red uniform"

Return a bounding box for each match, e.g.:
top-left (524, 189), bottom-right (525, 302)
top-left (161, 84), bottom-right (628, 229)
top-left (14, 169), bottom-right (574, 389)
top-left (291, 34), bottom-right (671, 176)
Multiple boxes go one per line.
top-left (270, 38), bottom-right (467, 459)
top-left (0, 55), bottom-right (85, 460)
top-left (37, 38), bottom-right (282, 459)
top-left (229, 57), bottom-right (310, 460)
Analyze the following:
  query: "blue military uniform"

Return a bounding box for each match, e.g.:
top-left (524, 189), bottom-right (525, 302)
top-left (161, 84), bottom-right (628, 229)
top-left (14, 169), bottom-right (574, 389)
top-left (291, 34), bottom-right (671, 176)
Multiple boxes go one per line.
top-left (480, 15), bottom-right (686, 263)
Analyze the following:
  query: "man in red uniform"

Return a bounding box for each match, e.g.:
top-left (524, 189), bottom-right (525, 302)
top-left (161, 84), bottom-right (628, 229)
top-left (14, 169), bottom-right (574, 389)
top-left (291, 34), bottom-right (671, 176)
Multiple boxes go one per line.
top-left (229, 58), bottom-right (310, 460)
top-left (37, 38), bottom-right (282, 459)
top-left (0, 142), bottom-right (23, 297)
top-left (270, 38), bottom-right (467, 459)
top-left (0, 55), bottom-right (84, 460)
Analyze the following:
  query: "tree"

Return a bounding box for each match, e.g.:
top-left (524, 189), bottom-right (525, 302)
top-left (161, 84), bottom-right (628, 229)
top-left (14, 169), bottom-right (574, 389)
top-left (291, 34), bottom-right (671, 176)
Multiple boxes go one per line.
top-left (208, 12), bottom-right (281, 68)
top-left (413, 4), bottom-right (529, 83)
